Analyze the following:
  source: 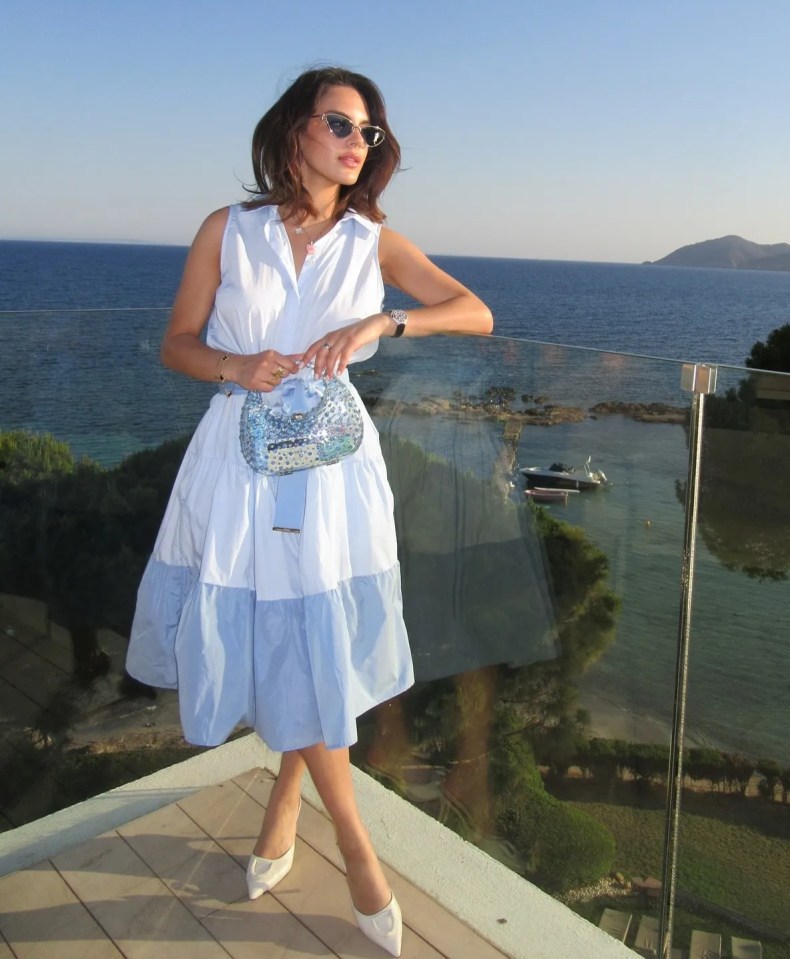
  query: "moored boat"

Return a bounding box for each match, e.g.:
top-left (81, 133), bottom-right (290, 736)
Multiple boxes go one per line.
top-left (520, 456), bottom-right (608, 491)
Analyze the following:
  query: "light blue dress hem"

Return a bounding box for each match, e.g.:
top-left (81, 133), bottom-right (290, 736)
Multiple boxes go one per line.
top-left (127, 558), bottom-right (414, 752)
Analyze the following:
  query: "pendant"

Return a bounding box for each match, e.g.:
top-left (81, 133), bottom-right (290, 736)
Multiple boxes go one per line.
top-left (294, 227), bottom-right (304, 235)
top-left (306, 243), bottom-right (316, 254)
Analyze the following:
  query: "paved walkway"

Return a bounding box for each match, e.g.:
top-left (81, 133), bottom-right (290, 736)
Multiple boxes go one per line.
top-left (0, 768), bottom-right (512, 958)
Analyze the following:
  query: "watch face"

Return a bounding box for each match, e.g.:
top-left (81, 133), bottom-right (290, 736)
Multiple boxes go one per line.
top-left (387, 310), bottom-right (407, 337)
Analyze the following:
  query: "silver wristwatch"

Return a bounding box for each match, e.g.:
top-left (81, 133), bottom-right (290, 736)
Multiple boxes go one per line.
top-left (387, 309), bottom-right (408, 338)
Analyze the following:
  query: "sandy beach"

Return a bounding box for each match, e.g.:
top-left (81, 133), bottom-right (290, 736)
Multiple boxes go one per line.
top-left (578, 688), bottom-right (708, 748)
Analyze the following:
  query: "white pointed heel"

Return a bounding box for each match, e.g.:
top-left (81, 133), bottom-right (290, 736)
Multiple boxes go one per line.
top-left (246, 843), bottom-right (294, 899)
top-left (351, 893), bottom-right (403, 958)
top-left (246, 799), bottom-right (301, 900)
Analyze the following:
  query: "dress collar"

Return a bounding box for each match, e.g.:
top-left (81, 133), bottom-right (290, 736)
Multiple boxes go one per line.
top-left (257, 204), bottom-right (376, 235)
top-left (340, 209), bottom-right (378, 234)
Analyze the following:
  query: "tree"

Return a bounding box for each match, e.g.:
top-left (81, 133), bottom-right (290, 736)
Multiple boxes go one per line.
top-left (491, 709), bottom-right (615, 893)
top-left (745, 323), bottom-right (790, 372)
top-left (575, 737), bottom-right (624, 791)
top-left (0, 430), bottom-right (189, 684)
top-left (779, 767), bottom-right (790, 805)
top-left (723, 753), bottom-right (755, 796)
top-left (755, 757), bottom-right (781, 801)
top-left (623, 743), bottom-right (668, 790)
top-left (685, 748), bottom-right (726, 793)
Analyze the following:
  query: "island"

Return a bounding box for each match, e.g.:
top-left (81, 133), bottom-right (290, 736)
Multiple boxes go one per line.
top-left (646, 234), bottom-right (790, 271)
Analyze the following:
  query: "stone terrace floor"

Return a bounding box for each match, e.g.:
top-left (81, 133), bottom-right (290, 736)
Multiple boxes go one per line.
top-left (0, 768), bottom-right (512, 959)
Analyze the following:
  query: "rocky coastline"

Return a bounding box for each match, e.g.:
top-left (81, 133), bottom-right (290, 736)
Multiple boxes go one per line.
top-left (589, 401), bottom-right (688, 424)
top-left (359, 390), bottom-right (689, 427)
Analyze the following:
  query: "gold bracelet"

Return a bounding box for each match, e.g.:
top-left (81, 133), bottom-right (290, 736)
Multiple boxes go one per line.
top-left (217, 353), bottom-right (232, 397)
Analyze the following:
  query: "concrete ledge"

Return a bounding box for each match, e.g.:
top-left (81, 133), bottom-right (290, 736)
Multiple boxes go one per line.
top-left (0, 732), bottom-right (631, 959)
top-left (348, 764), bottom-right (634, 959)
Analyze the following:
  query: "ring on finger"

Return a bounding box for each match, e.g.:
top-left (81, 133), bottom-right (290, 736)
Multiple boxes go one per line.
top-left (322, 342), bottom-right (331, 350)
top-left (272, 366), bottom-right (285, 380)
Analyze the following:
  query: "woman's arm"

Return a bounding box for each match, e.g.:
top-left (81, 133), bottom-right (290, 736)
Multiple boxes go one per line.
top-left (160, 208), bottom-right (228, 380)
top-left (378, 227), bottom-right (493, 336)
top-left (161, 207), bottom-right (300, 391)
top-left (304, 227), bottom-right (493, 376)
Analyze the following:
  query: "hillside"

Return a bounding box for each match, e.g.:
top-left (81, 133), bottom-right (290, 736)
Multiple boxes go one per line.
top-left (649, 235), bottom-right (790, 271)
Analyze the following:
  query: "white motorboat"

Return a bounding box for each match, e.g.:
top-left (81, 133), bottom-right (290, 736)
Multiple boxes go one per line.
top-left (520, 456), bottom-right (608, 491)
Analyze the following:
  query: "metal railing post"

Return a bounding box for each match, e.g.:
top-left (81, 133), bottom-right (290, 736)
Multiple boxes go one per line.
top-left (658, 363), bottom-right (717, 959)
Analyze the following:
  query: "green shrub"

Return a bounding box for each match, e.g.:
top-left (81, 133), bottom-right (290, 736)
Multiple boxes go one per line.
top-left (492, 709), bottom-right (616, 893)
top-left (533, 800), bottom-right (616, 891)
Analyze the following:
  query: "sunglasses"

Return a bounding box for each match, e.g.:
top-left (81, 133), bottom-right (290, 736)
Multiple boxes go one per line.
top-left (311, 112), bottom-right (386, 148)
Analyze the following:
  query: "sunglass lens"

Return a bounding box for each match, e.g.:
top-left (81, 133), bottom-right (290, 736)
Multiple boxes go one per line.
top-left (362, 127), bottom-right (385, 147)
top-left (326, 115), bottom-right (353, 138)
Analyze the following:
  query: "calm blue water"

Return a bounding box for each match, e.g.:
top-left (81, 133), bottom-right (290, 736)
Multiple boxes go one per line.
top-left (1, 239), bottom-right (789, 762)
top-left (3, 239), bottom-right (790, 359)
top-left (433, 254), bottom-right (790, 366)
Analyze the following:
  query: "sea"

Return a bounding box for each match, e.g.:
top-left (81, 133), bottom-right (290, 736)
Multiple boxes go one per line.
top-left (1, 239), bottom-right (789, 764)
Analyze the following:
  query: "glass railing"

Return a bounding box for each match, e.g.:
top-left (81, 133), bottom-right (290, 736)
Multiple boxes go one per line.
top-left (672, 361), bottom-right (790, 959)
top-left (0, 309), bottom-right (211, 825)
top-left (354, 334), bottom-right (692, 950)
top-left (1, 310), bottom-right (788, 958)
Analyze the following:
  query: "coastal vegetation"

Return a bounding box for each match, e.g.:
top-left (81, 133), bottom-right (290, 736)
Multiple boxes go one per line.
top-left (539, 739), bottom-right (790, 803)
top-left (0, 430), bottom-right (188, 684)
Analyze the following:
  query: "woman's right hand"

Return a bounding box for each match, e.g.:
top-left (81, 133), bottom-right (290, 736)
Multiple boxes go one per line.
top-left (227, 350), bottom-right (303, 393)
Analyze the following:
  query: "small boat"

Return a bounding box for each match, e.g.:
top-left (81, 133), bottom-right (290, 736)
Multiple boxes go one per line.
top-left (524, 487), bottom-right (575, 504)
top-left (520, 457), bottom-right (608, 491)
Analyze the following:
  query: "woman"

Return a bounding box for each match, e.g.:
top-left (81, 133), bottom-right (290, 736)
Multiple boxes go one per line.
top-left (126, 66), bottom-right (492, 957)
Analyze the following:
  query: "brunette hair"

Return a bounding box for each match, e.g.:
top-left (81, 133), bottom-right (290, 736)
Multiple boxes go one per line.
top-left (249, 67), bottom-right (400, 223)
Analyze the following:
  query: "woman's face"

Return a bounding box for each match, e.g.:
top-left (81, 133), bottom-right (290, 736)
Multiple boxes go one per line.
top-left (298, 84), bottom-right (372, 193)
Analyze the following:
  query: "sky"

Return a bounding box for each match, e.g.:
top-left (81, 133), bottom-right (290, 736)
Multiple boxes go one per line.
top-left (2, 0), bottom-right (790, 263)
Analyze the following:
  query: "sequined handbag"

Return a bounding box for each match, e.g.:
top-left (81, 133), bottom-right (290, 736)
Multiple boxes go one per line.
top-left (239, 375), bottom-right (364, 475)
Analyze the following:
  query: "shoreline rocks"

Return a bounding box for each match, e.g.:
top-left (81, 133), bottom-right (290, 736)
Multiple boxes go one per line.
top-left (590, 401), bottom-right (688, 424)
top-left (360, 392), bottom-right (689, 427)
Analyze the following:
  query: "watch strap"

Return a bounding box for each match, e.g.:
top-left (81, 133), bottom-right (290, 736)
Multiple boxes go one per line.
top-left (387, 309), bottom-right (408, 338)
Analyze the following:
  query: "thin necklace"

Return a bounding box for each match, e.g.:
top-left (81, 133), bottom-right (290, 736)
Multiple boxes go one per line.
top-left (294, 217), bottom-right (334, 255)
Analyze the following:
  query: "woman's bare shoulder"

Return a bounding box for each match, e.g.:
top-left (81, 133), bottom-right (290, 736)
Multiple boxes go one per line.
top-left (378, 225), bottom-right (433, 279)
top-left (183, 207), bottom-right (230, 262)
top-left (379, 225), bottom-right (428, 262)
top-left (379, 224), bottom-right (409, 248)
top-left (198, 206), bottom-right (231, 239)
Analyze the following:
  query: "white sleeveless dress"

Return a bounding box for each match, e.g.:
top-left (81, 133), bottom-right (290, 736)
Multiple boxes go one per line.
top-left (126, 204), bottom-right (414, 751)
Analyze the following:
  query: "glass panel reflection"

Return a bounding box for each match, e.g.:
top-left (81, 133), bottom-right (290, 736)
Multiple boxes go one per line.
top-left (0, 308), bottom-right (211, 827)
top-left (2, 309), bottom-right (788, 959)
top-left (350, 335), bottom-right (690, 913)
top-left (675, 361), bottom-right (790, 956)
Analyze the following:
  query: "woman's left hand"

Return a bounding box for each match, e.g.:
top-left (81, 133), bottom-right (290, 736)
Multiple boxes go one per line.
top-left (303, 313), bottom-right (391, 378)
